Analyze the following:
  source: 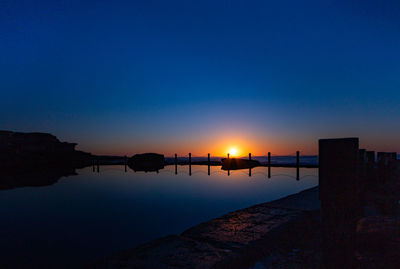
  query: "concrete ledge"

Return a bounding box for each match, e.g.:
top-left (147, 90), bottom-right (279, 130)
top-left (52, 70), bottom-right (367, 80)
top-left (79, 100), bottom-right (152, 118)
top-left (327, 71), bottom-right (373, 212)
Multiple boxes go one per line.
top-left (86, 187), bottom-right (320, 269)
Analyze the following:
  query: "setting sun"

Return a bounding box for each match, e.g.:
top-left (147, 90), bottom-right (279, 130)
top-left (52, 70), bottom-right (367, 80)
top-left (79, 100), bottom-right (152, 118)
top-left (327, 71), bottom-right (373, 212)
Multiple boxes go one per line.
top-left (228, 148), bottom-right (238, 157)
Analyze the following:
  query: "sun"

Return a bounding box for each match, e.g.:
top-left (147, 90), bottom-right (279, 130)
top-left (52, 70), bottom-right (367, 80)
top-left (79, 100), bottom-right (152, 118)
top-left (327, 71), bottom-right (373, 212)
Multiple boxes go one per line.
top-left (228, 148), bottom-right (238, 157)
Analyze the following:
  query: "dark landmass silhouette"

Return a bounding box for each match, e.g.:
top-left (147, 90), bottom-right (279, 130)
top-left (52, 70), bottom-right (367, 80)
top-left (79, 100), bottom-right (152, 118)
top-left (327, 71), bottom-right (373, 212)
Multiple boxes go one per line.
top-left (0, 130), bottom-right (93, 170)
top-left (0, 130), bottom-right (94, 189)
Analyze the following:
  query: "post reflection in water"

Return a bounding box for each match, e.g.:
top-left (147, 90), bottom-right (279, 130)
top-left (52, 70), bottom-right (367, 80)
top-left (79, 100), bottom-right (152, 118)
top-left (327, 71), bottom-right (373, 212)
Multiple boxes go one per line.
top-left (121, 164), bottom-right (312, 180)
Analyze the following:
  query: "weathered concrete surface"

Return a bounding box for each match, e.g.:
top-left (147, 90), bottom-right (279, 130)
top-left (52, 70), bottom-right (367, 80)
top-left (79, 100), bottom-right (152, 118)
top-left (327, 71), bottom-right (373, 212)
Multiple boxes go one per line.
top-left (93, 235), bottom-right (233, 269)
top-left (183, 206), bottom-right (302, 249)
top-left (356, 216), bottom-right (400, 268)
top-left (86, 187), bottom-right (320, 269)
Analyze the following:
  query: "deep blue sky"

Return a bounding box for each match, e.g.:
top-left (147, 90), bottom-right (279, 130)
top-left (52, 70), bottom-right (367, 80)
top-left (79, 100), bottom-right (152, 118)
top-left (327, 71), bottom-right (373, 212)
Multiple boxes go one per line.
top-left (1, 0), bottom-right (399, 155)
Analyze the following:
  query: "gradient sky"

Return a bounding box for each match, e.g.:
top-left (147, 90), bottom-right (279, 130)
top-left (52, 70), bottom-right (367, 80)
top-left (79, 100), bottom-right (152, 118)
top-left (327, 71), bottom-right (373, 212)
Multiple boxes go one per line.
top-left (1, 0), bottom-right (399, 156)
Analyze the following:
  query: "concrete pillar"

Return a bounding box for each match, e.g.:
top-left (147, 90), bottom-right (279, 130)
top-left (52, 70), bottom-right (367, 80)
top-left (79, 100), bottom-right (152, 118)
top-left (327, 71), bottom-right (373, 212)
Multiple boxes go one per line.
top-left (319, 137), bottom-right (360, 269)
top-left (377, 152), bottom-right (398, 213)
top-left (377, 152), bottom-right (397, 184)
top-left (366, 151), bottom-right (375, 165)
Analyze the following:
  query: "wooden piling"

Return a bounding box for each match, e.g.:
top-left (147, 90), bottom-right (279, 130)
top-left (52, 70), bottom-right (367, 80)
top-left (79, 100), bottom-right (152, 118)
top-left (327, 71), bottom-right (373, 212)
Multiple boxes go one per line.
top-left (296, 151), bottom-right (300, 180)
top-left (268, 152), bottom-right (271, 167)
top-left (175, 154), bottom-right (178, 175)
top-left (124, 155), bottom-right (127, 172)
top-left (227, 153), bottom-right (230, 176)
top-left (96, 159), bottom-right (99, 173)
top-left (249, 153), bottom-right (252, 177)
top-left (207, 153), bottom-right (210, 176)
top-left (189, 153), bottom-right (191, 176)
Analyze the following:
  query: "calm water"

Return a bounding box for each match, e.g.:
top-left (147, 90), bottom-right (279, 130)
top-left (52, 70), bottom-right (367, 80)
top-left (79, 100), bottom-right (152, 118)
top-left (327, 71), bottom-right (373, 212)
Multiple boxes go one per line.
top-left (0, 165), bottom-right (318, 268)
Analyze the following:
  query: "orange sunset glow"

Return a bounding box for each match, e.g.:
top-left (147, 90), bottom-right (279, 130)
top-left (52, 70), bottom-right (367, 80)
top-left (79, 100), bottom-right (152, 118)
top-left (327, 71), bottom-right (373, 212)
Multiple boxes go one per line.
top-left (228, 147), bottom-right (239, 157)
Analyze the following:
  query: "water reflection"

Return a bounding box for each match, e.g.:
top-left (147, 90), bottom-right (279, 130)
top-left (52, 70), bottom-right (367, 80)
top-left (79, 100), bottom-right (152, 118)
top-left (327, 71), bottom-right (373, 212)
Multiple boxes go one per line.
top-left (121, 165), bottom-right (317, 181)
top-left (0, 165), bottom-right (317, 268)
top-left (0, 168), bottom-right (77, 190)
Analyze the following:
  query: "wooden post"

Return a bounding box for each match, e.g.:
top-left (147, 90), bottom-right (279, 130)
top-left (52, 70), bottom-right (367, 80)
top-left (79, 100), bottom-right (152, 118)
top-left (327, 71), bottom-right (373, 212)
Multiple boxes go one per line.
top-left (268, 152), bottom-right (271, 167)
top-left (96, 159), bottom-right (99, 173)
top-left (175, 154), bottom-right (178, 175)
top-left (249, 153), bottom-right (252, 177)
top-left (207, 153), bottom-right (210, 176)
top-left (296, 151), bottom-right (300, 180)
top-left (227, 153), bottom-right (230, 176)
top-left (92, 159), bottom-right (95, 172)
top-left (124, 155), bottom-right (127, 172)
top-left (189, 153), bottom-right (191, 176)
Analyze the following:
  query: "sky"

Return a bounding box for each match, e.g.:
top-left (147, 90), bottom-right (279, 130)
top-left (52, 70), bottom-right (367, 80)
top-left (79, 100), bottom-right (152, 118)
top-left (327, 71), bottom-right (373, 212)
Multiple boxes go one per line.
top-left (1, 0), bottom-right (400, 156)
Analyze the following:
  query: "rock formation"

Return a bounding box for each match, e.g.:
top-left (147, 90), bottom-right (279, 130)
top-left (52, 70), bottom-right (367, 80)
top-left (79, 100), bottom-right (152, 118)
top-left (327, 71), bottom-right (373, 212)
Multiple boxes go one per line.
top-left (128, 153), bottom-right (165, 172)
top-left (0, 130), bottom-right (92, 170)
top-left (221, 158), bottom-right (260, 170)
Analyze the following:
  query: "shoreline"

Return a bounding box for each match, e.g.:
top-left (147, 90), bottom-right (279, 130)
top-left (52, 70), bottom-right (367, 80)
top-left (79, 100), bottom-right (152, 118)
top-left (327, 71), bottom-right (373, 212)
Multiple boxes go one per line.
top-left (87, 186), bottom-right (320, 268)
